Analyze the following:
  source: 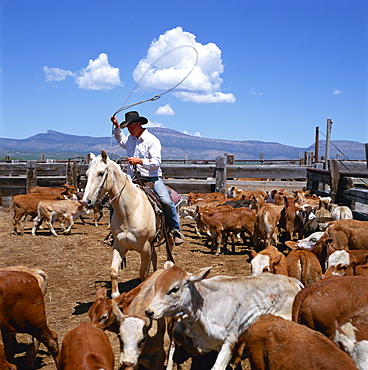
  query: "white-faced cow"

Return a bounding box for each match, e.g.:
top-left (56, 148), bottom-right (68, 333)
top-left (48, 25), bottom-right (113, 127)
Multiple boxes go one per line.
top-left (145, 262), bottom-right (303, 370)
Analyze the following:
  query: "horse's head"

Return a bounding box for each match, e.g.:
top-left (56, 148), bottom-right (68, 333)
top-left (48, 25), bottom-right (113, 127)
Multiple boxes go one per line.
top-left (82, 150), bottom-right (112, 208)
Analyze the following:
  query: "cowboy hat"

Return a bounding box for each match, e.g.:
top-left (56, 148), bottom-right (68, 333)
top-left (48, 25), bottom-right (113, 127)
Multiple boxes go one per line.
top-left (119, 111), bottom-right (148, 129)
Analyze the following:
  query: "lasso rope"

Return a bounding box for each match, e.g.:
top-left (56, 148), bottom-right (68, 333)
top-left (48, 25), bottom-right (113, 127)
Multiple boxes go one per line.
top-left (112, 45), bottom-right (198, 117)
top-left (108, 45), bottom-right (198, 155)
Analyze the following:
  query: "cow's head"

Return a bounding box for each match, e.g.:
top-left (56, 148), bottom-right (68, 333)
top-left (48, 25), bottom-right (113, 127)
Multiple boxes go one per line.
top-left (88, 287), bottom-right (125, 331)
top-left (112, 300), bottom-right (151, 370)
top-left (145, 262), bottom-right (211, 320)
top-left (295, 231), bottom-right (325, 251)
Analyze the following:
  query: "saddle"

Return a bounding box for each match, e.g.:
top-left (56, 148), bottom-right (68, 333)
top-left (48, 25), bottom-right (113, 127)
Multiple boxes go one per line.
top-left (140, 181), bottom-right (181, 215)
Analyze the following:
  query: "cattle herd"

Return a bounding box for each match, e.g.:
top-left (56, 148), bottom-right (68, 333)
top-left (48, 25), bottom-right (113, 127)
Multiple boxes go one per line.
top-left (1, 184), bottom-right (368, 369)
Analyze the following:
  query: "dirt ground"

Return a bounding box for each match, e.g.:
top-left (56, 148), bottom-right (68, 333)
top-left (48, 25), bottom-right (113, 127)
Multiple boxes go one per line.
top-left (0, 208), bottom-right (253, 369)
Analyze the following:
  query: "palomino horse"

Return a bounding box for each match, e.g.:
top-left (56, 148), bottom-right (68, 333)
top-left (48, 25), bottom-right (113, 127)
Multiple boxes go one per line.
top-left (82, 150), bottom-right (173, 298)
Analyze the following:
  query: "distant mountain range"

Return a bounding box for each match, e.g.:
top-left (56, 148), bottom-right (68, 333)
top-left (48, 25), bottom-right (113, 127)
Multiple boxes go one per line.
top-left (0, 128), bottom-right (365, 161)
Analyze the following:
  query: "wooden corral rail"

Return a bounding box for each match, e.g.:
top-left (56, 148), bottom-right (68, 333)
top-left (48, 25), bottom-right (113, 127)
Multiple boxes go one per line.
top-left (306, 159), bottom-right (368, 219)
top-left (0, 154), bottom-right (308, 200)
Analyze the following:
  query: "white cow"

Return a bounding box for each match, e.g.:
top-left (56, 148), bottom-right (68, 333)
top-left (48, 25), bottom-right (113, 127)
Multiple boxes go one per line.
top-left (324, 250), bottom-right (368, 277)
top-left (295, 231), bottom-right (325, 251)
top-left (111, 269), bottom-right (170, 370)
top-left (145, 262), bottom-right (303, 370)
top-left (330, 204), bottom-right (353, 220)
top-left (32, 199), bottom-right (89, 236)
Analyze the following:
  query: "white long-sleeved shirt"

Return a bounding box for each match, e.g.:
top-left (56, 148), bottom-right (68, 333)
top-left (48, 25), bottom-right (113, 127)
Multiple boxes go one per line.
top-left (113, 127), bottom-right (162, 177)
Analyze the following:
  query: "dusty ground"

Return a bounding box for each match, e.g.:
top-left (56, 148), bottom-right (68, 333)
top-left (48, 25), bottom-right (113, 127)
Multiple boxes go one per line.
top-left (0, 208), bottom-right (252, 369)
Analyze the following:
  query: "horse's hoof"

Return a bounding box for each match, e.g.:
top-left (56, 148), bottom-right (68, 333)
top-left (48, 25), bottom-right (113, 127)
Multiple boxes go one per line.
top-left (111, 292), bottom-right (120, 299)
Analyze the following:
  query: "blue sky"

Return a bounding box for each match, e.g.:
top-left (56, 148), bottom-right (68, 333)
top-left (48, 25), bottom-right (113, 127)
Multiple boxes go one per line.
top-left (1, 0), bottom-right (367, 148)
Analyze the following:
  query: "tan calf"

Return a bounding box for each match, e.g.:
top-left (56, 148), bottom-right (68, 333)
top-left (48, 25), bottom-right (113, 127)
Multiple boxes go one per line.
top-left (32, 199), bottom-right (89, 236)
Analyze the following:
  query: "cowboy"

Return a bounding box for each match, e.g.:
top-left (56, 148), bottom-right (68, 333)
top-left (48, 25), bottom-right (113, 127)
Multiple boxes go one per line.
top-left (111, 111), bottom-right (184, 245)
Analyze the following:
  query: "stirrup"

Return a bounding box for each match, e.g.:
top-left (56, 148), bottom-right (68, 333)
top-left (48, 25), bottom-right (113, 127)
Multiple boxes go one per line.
top-left (171, 228), bottom-right (185, 239)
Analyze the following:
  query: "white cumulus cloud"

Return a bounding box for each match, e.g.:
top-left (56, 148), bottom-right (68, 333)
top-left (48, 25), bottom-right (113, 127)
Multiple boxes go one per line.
top-left (75, 53), bottom-right (122, 91)
top-left (155, 104), bottom-right (175, 115)
top-left (174, 91), bottom-right (235, 103)
top-left (333, 89), bottom-right (342, 95)
top-left (43, 67), bottom-right (75, 82)
top-left (132, 27), bottom-right (235, 104)
top-left (183, 130), bottom-right (202, 137)
top-left (145, 120), bottom-right (164, 128)
top-left (44, 53), bottom-right (122, 91)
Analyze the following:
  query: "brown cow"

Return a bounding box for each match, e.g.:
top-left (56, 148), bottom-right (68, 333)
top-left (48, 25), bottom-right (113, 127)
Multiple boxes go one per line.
top-left (280, 195), bottom-right (303, 242)
top-left (266, 189), bottom-right (287, 206)
top-left (0, 270), bottom-right (59, 369)
top-left (303, 219), bottom-right (368, 272)
top-left (286, 249), bottom-right (322, 286)
top-left (9, 193), bottom-right (62, 234)
top-left (293, 189), bottom-right (320, 209)
top-left (0, 265), bottom-right (48, 295)
top-left (59, 322), bottom-right (114, 370)
top-left (88, 285), bottom-right (144, 333)
top-left (0, 342), bottom-right (17, 370)
top-left (252, 196), bottom-right (284, 248)
top-left (232, 187), bottom-right (268, 201)
top-left (243, 314), bottom-right (357, 370)
top-left (197, 207), bottom-right (256, 255)
top-left (187, 192), bottom-right (226, 205)
top-left (292, 275), bottom-right (368, 339)
top-left (315, 199), bottom-right (332, 218)
top-left (28, 184), bottom-right (77, 198)
top-left (250, 244), bottom-right (288, 276)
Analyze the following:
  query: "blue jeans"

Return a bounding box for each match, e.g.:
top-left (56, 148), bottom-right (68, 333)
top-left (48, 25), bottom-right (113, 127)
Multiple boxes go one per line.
top-left (142, 176), bottom-right (181, 232)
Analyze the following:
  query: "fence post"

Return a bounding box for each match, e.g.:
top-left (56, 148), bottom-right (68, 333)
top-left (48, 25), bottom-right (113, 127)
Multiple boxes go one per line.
top-left (330, 159), bottom-right (340, 203)
top-left (72, 162), bottom-right (78, 189)
top-left (66, 161), bottom-right (78, 188)
top-left (215, 155), bottom-right (227, 193)
top-left (26, 160), bottom-right (37, 191)
top-left (304, 152), bottom-right (313, 166)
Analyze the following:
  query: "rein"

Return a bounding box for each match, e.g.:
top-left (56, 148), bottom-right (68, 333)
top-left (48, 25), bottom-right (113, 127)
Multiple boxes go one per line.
top-left (98, 164), bottom-right (128, 206)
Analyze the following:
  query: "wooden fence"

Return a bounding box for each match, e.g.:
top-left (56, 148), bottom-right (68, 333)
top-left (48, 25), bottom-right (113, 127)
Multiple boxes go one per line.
top-left (1, 155), bottom-right (367, 218)
top-left (306, 159), bottom-right (368, 219)
top-left (0, 154), bottom-right (308, 201)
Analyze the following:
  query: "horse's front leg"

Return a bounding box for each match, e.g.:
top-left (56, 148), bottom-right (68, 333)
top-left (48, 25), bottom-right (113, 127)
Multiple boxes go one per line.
top-left (111, 246), bottom-right (126, 299)
top-left (140, 243), bottom-right (157, 281)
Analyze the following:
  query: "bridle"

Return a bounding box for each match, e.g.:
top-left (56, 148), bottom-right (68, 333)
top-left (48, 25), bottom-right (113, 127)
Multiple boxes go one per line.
top-left (94, 162), bottom-right (128, 206)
